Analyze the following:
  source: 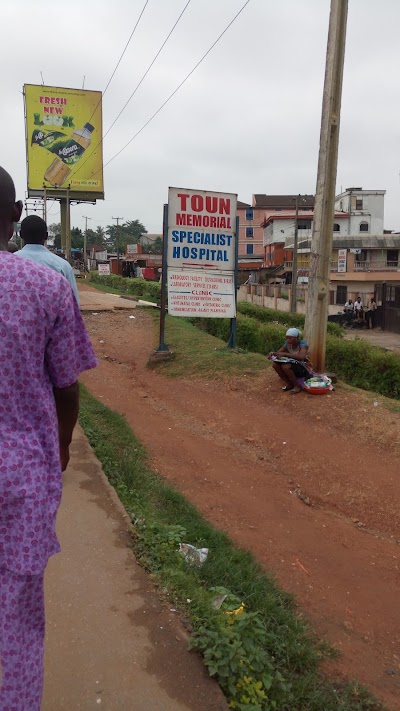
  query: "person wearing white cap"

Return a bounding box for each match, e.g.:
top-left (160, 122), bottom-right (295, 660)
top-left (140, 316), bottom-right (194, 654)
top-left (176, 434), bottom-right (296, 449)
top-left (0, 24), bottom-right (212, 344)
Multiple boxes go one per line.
top-left (267, 328), bottom-right (312, 394)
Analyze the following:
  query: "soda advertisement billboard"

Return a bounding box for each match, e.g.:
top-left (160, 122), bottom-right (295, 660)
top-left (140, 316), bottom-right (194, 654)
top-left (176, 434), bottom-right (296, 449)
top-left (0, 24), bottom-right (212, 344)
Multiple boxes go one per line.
top-left (24, 84), bottom-right (104, 199)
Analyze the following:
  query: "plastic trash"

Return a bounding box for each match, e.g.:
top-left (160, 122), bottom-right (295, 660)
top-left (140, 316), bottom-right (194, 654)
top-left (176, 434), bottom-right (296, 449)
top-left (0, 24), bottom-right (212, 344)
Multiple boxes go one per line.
top-left (179, 543), bottom-right (209, 566)
top-left (129, 315), bottom-right (135, 319)
top-left (373, 401), bottom-right (379, 407)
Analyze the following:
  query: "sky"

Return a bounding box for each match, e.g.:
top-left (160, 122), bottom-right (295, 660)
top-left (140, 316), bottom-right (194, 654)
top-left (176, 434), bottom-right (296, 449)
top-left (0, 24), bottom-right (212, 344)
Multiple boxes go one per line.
top-left (3, 0), bottom-right (400, 233)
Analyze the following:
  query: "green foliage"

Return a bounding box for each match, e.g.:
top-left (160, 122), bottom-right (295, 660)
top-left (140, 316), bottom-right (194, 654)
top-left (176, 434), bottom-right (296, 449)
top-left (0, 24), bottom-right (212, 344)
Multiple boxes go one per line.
top-left (79, 387), bottom-right (384, 711)
top-left (105, 219), bottom-right (147, 251)
top-left (326, 337), bottom-right (400, 399)
top-left (88, 273), bottom-right (161, 301)
top-left (200, 310), bottom-right (400, 400)
top-left (237, 301), bottom-right (343, 338)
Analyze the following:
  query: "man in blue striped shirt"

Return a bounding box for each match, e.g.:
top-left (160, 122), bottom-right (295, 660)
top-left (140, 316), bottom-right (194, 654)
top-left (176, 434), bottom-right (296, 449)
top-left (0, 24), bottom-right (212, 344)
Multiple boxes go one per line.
top-left (15, 215), bottom-right (80, 304)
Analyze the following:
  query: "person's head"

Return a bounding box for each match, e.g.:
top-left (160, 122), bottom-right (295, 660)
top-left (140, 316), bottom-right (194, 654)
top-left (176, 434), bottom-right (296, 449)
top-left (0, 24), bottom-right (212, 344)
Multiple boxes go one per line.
top-left (0, 166), bottom-right (23, 250)
top-left (286, 327), bottom-right (301, 346)
top-left (356, 296), bottom-right (361, 302)
top-left (371, 297), bottom-right (376, 303)
top-left (20, 215), bottom-right (48, 246)
top-left (348, 299), bottom-right (353, 304)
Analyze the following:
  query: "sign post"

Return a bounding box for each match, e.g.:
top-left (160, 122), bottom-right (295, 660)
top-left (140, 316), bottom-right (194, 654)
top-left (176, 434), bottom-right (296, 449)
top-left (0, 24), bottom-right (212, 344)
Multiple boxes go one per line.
top-left (157, 204), bottom-right (169, 352)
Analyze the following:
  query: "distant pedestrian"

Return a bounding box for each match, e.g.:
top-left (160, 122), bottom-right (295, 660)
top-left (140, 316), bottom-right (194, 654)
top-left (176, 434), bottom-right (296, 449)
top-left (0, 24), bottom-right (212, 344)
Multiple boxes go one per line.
top-left (16, 214), bottom-right (80, 304)
top-left (354, 296), bottom-right (364, 321)
top-left (0, 166), bottom-right (97, 710)
top-left (366, 297), bottom-right (378, 329)
top-left (344, 299), bottom-right (354, 314)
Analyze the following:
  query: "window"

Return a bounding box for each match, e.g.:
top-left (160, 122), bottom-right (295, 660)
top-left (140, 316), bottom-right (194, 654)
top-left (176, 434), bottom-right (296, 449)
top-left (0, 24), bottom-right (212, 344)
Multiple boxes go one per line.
top-left (297, 220), bottom-right (312, 230)
top-left (359, 222), bottom-right (369, 232)
top-left (356, 198), bottom-right (363, 210)
top-left (245, 209), bottom-right (254, 221)
top-left (336, 285), bottom-right (348, 305)
top-left (333, 223), bottom-right (340, 232)
top-left (246, 244), bottom-right (254, 255)
top-left (245, 227), bottom-right (254, 238)
top-left (387, 249), bottom-right (399, 266)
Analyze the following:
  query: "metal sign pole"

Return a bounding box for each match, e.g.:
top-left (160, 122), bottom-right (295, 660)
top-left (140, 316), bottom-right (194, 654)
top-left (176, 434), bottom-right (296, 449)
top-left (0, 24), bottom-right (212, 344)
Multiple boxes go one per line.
top-left (228, 215), bottom-right (239, 349)
top-left (157, 203), bottom-right (169, 352)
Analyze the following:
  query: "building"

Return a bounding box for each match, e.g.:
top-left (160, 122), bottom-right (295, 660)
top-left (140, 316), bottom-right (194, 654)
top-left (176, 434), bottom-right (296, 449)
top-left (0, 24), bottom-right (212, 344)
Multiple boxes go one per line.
top-left (140, 233), bottom-right (162, 247)
top-left (262, 187), bottom-right (400, 307)
top-left (237, 194), bottom-right (314, 262)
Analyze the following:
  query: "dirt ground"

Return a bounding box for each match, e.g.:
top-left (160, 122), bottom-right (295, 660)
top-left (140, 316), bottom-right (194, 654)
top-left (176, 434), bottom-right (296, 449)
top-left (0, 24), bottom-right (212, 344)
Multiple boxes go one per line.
top-left (80, 289), bottom-right (400, 709)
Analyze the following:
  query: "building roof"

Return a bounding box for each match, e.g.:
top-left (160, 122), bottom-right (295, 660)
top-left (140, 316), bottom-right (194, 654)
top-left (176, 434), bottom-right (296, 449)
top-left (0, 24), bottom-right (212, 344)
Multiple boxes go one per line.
top-left (262, 212), bottom-right (349, 227)
top-left (287, 236), bottom-right (400, 250)
top-left (237, 200), bottom-right (251, 209)
top-left (253, 194), bottom-right (315, 209)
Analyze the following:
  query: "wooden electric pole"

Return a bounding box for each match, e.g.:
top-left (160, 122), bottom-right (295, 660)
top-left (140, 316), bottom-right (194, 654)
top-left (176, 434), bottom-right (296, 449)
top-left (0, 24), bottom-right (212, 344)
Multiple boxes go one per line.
top-left (82, 215), bottom-right (91, 272)
top-left (290, 195), bottom-right (299, 313)
top-left (112, 216), bottom-right (123, 274)
top-left (305, 0), bottom-right (348, 371)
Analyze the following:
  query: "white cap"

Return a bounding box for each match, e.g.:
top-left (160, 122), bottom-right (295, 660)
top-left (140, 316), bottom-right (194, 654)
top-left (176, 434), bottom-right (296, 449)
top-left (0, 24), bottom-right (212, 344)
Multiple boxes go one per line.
top-left (286, 328), bottom-right (301, 337)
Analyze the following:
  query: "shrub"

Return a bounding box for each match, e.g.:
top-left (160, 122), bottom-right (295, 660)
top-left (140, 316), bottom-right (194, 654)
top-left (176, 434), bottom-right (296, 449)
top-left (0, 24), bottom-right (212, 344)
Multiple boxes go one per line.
top-left (237, 301), bottom-right (343, 338)
top-left (199, 313), bottom-right (400, 400)
top-left (88, 273), bottom-right (161, 300)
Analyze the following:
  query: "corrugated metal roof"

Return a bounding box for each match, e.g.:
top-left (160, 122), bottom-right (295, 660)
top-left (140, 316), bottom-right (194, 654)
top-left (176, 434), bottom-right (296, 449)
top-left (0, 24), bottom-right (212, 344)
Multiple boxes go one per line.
top-left (253, 194), bottom-right (315, 209)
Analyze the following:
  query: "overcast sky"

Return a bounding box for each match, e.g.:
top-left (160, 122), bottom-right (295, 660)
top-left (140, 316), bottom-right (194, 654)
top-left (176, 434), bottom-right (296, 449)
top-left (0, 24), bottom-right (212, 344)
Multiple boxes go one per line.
top-left (3, 0), bottom-right (400, 233)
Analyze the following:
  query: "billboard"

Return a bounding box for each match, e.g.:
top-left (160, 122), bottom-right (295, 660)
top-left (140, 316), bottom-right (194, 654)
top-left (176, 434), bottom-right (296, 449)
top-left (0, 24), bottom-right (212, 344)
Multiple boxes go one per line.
top-left (168, 269), bottom-right (235, 318)
top-left (24, 84), bottom-right (104, 200)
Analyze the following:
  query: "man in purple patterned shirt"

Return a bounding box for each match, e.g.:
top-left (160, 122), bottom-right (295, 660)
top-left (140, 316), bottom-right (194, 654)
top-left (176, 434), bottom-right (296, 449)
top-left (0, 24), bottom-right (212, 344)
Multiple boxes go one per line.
top-left (0, 166), bottom-right (97, 710)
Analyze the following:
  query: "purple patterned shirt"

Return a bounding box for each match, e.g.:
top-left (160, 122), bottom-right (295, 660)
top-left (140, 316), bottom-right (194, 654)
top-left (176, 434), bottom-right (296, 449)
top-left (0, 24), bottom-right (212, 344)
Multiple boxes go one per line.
top-left (0, 252), bottom-right (97, 575)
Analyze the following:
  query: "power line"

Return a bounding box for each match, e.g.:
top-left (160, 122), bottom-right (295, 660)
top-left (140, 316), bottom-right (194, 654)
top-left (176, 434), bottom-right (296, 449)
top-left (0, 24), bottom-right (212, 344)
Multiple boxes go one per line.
top-left (81, 0), bottom-right (150, 132)
top-left (89, 0), bottom-right (252, 178)
top-left (103, 0), bottom-right (150, 98)
top-left (73, 0), bottom-right (192, 179)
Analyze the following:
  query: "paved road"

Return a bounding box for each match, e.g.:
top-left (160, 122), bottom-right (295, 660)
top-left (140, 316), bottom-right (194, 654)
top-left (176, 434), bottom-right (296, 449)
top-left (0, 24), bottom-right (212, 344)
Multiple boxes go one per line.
top-left (43, 427), bottom-right (226, 711)
top-left (78, 284), bottom-right (137, 312)
top-left (345, 328), bottom-right (400, 353)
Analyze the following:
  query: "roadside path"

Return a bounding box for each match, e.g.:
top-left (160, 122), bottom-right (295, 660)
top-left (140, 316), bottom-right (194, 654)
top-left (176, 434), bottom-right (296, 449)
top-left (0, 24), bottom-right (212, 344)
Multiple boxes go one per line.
top-left (43, 427), bottom-right (226, 711)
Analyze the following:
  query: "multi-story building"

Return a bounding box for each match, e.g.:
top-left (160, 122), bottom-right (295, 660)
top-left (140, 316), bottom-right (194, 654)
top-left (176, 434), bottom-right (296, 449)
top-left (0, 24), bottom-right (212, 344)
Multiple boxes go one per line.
top-left (237, 194), bottom-right (314, 261)
top-left (262, 187), bottom-right (400, 306)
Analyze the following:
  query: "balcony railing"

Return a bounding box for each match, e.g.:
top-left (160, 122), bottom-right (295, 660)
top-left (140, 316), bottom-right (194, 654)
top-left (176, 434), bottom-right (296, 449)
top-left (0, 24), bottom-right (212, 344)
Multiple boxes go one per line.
top-left (284, 259), bottom-right (400, 273)
top-left (353, 261), bottom-right (399, 271)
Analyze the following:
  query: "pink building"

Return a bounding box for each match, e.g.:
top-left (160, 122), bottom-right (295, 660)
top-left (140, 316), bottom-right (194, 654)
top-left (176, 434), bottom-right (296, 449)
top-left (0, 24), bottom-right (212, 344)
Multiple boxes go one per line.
top-left (237, 194), bottom-right (314, 263)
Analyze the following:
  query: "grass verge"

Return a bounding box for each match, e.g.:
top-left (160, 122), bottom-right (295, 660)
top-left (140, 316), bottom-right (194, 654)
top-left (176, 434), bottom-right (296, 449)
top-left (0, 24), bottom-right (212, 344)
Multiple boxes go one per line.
top-left (79, 384), bottom-right (383, 711)
top-left (157, 314), bottom-right (269, 378)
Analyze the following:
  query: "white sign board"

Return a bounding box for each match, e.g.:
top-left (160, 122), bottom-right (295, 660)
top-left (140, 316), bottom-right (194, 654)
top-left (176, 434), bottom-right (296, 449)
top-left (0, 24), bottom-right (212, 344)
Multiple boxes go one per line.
top-left (126, 244), bottom-right (138, 254)
top-left (98, 263), bottom-right (110, 275)
top-left (167, 187), bottom-right (237, 271)
top-left (168, 269), bottom-right (235, 318)
top-left (337, 248), bottom-right (347, 273)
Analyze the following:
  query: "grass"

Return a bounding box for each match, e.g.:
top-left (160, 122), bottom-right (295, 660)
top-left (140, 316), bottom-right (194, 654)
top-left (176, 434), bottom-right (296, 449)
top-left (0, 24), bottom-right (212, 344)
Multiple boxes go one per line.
top-left (156, 314), bottom-right (269, 379)
top-left (79, 384), bottom-right (384, 711)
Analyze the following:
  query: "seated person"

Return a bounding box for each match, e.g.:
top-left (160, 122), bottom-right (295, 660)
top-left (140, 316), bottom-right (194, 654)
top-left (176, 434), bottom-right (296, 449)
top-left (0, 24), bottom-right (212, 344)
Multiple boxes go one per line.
top-left (268, 328), bottom-right (312, 394)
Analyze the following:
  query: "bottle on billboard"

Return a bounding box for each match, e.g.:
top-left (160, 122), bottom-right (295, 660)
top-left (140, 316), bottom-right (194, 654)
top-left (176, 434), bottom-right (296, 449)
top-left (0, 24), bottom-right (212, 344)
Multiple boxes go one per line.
top-left (44, 122), bottom-right (95, 187)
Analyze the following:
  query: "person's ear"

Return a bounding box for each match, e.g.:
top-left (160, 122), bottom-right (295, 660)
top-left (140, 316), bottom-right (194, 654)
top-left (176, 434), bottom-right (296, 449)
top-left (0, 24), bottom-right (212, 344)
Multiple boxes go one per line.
top-left (12, 200), bottom-right (23, 222)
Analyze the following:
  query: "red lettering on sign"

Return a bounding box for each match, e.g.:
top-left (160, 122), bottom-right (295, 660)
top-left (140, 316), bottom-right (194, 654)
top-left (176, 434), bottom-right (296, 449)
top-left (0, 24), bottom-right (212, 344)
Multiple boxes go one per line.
top-left (191, 195), bottom-right (203, 212)
top-left (205, 196), bottom-right (218, 213)
top-left (177, 193), bottom-right (190, 210)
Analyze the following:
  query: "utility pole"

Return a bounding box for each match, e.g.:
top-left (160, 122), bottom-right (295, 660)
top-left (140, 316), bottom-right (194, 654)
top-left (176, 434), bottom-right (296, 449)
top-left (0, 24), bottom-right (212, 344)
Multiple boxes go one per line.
top-left (289, 195), bottom-right (300, 313)
top-left (82, 215), bottom-right (91, 272)
top-left (305, 0), bottom-right (348, 371)
top-left (112, 217), bottom-right (123, 274)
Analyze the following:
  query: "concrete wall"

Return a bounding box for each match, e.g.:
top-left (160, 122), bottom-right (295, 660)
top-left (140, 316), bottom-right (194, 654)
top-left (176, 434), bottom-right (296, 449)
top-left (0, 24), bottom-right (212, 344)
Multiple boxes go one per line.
top-left (238, 285), bottom-right (341, 316)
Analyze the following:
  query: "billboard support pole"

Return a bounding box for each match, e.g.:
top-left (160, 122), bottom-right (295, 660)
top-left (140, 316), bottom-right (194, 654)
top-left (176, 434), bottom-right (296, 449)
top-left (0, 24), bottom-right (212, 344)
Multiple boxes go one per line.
top-left (228, 216), bottom-right (239, 349)
top-left (156, 204), bottom-right (169, 352)
top-left (60, 198), bottom-right (67, 253)
top-left (43, 184), bottom-right (47, 225)
top-left (65, 187), bottom-right (71, 264)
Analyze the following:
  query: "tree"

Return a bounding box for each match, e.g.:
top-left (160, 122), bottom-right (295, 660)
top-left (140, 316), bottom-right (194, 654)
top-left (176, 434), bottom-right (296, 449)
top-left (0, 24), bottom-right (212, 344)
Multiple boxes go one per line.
top-left (146, 237), bottom-right (162, 254)
top-left (105, 219), bottom-right (147, 251)
top-left (71, 227), bottom-right (84, 249)
top-left (48, 222), bottom-right (61, 249)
